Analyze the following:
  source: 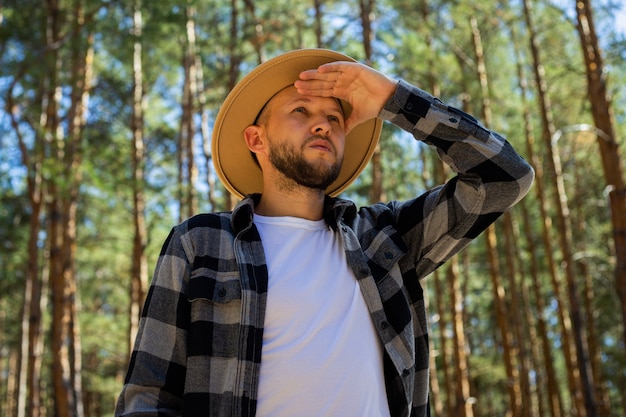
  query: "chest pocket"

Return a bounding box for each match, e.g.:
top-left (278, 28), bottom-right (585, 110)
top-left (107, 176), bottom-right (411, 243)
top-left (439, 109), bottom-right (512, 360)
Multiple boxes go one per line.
top-left (188, 270), bottom-right (242, 325)
top-left (189, 271), bottom-right (241, 301)
top-left (186, 270), bottom-right (242, 362)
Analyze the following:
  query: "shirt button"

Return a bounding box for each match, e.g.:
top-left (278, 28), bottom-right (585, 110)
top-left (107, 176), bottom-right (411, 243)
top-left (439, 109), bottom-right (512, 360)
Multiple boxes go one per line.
top-left (384, 251), bottom-right (393, 259)
top-left (403, 368), bottom-right (411, 377)
top-left (218, 288), bottom-right (227, 298)
top-left (380, 321), bottom-right (389, 330)
top-left (449, 117), bottom-right (458, 123)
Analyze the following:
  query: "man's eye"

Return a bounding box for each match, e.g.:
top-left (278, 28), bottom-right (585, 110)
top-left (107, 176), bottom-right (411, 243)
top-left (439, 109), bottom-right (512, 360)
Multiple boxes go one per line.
top-left (328, 115), bottom-right (340, 123)
top-left (294, 107), bottom-right (307, 114)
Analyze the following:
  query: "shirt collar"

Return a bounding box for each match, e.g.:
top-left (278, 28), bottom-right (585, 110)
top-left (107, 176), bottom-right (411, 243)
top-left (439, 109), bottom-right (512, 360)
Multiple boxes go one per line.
top-left (231, 194), bottom-right (357, 233)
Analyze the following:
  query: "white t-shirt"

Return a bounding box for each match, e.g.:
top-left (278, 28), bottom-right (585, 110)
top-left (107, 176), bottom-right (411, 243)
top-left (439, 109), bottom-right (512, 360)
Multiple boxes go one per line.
top-left (254, 214), bottom-right (391, 417)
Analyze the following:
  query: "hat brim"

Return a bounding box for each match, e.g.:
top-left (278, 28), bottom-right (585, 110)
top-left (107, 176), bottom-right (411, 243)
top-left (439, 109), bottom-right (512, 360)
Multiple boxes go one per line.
top-left (212, 49), bottom-right (383, 199)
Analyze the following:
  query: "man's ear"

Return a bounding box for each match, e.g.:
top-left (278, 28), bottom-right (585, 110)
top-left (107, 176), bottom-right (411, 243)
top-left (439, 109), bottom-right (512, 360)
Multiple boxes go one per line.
top-left (244, 125), bottom-right (266, 155)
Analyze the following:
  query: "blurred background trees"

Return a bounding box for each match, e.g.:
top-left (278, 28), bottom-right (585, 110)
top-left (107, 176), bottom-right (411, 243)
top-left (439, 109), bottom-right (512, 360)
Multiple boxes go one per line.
top-left (1, 0), bottom-right (625, 416)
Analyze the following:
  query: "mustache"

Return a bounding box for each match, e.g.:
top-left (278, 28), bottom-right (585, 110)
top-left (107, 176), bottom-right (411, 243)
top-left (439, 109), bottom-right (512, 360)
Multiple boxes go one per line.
top-left (304, 134), bottom-right (336, 152)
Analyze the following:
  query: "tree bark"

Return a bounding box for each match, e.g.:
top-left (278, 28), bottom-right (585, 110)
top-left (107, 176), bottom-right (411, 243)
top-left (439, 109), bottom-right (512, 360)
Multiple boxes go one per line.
top-left (47, 1), bottom-right (93, 415)
top-left (7, 58), bottom-right (47, 417)
top-left (522, 1), bottom-right (596, 415)
top-left (129, 0), bottom-right (148, 357)
top-left (313, 0), bottom-right (323, 48)
top-left (469, 16), bottom-right (521, 417)
top-left (501, 211), bottom-right (534, 417)
top-left (513, 2), bottom-right (582, 412)
top-left (45, 1), bottom-right (74, 415)
top-left (178, 4), bottom-right (200, 221)
top-left (433, 268), bottom-right (454, 416)
top-left (509, 17), bottom-right (564, 416)
top-left (223, 0), bottom-right (242, 209)
top-left (358, 0), bottom-right (384, 203)
top-left (242, 0), bottom-right (267, 64)
top-left (574, 0), bottom-right (626, 354)
top-left (448, 259), bottom-right (473, 417)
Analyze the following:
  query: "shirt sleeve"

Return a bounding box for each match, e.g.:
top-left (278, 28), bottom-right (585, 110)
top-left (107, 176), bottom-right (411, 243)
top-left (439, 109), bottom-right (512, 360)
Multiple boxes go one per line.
top-left (378, 80), bottom-right (535, 278)
top-left (115, 226), bottom-right (190, 417)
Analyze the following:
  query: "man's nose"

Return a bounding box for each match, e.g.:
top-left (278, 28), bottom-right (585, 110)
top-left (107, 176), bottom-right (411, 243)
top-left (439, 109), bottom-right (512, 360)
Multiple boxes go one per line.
top-left (312, 117), bottom-right (331, 136)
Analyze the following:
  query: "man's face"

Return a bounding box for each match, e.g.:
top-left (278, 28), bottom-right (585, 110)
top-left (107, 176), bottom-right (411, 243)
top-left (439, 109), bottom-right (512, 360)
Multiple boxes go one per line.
top-left (258, 86), bottom-right (346, 191)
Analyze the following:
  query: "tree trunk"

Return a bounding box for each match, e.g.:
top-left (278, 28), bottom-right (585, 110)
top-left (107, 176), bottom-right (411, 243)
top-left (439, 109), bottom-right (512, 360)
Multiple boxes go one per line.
top-left (5, 349), bottom-right (19, 417)
top-left (194, 50), bottom-right (213, 211)
top-left (242, 0), bottom-right (267, 64)
top-left (358, 0), bottom-right (383, 203)
top-left (573, 178), bottom-right (612, 417)
top-left (433, 268), bottom-right (454, 416)
top-left (448, 259), bottom-right (473, 417)
top-left (178, 5), bottom-right (199, 221)
top-left (44, 1), bottom-right (75, 415)
top-left (7, 58), bottom-right (47, 417)
top-left (18, 175), bottom-right (46, 417)
top-left (486, 224), bottom-right (522, 417)
top-left (514, 2), bottom-right (583, 413)
top-left (509, 16), bottom-right (565, 415)
top-left (574, 0), bottom-right (626, 353)
top-left (428, 326), bottom-right (444, 417)
top-left (501, 211), bottom-right (534, 417)
top-left (222, 0), bottom-right (242, 209)
top-left (522, 1), bottom-right (596, 415)
top-left (313, 0), bottom-right (323, 48)
top-left (47, 1), bottom-right (93, 415)
top-left (469, 16), bottom-right (521, 417)
top-left (129, 0), bottom-right (148, 356)
top-left (567, 132), bottom-right (612, 417)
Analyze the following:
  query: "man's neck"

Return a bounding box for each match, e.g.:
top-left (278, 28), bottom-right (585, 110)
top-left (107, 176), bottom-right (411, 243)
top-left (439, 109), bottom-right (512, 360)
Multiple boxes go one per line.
top-left (255, 187), bottom-right (325, 220)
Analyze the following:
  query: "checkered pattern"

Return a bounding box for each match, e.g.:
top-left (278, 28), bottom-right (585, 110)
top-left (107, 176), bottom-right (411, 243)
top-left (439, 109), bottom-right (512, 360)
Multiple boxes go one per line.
top-left (115, 80), bottom-right (534, 417)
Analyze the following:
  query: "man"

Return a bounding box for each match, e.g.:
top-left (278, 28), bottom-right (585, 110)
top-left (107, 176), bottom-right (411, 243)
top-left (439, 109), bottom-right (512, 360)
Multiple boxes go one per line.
top-left (115, 49), bottom-right (534, 417)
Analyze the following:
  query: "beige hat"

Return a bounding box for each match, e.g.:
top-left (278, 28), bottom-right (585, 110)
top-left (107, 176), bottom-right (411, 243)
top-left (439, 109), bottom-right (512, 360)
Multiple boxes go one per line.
top-left (211, 49), bottom-right (383, 199)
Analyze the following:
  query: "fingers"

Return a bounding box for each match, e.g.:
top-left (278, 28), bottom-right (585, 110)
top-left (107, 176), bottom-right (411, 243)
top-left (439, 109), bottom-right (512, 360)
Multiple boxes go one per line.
top-left (298, 61), bottom-right (350, 80)
top-left (293, 79), bottom-right (337, 97)
top-left (295, 62), bottom-right (357, 96)
top-left (295, 70), bottom-right (341, 97)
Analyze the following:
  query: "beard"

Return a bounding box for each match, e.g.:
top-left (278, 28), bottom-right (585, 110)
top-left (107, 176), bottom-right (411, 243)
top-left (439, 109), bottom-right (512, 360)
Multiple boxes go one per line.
top-left (267, 135), bottom-right (343, 191)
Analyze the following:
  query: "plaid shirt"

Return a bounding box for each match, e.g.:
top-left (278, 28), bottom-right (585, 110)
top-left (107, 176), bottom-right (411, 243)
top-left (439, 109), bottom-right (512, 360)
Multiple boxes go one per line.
top-left (116, 80), bottom-right (534, 417)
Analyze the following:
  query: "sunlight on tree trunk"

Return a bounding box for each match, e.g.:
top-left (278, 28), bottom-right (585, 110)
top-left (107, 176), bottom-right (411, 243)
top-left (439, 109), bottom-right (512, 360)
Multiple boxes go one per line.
top-left (178, 5), bottom-right (200, 221)
top-left (225, 0), bottom-right (241, 209)
top-left (470, 16), bottom-right (521, 417)
top-left (502, 212), bottom-right (535, 417)
top-left (509, 16), bottom-right (564, 415)
top-left (522, 0), bottom-right (597, 414)
top-left (524, 0), bottom-right (596, 417)
top-left (570, 143), bottom-right (613, 417)
top-left (433, 268), bottom-right (454, 416)
top-left (196, 52), bottom-right (214, 210)
top-left (46, 1), bottom-right (94, 415)
top-left (129, 0), bottom-right (148, 358)
top-left (520, 198), bottom-right (564, 417)
top-left (449, 259), bottom-right (473, 417)
top-left (7, 50), bottom-right (47, 417)
top-left (358, 0), bottom-right (384, 204)
top-left (574, 0), bottom-right (626, 356)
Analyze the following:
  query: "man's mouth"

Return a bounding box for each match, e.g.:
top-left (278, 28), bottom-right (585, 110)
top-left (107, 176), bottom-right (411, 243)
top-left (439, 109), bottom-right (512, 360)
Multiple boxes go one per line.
top-left (306, 136), bottom-right (334, 153)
